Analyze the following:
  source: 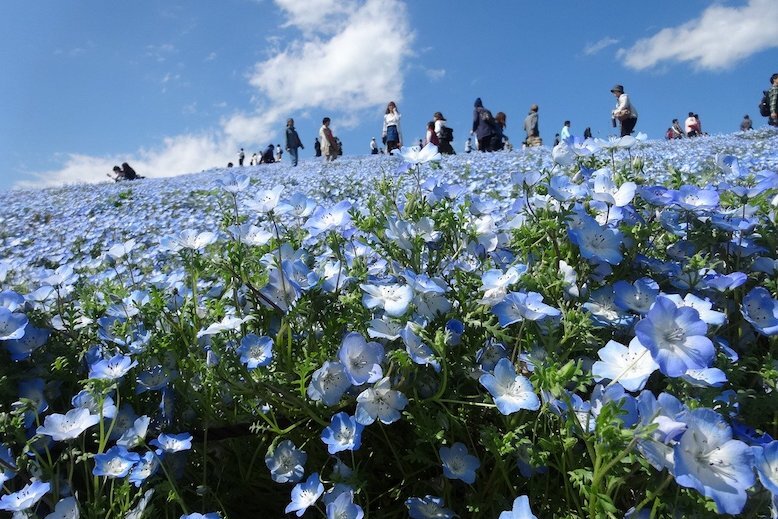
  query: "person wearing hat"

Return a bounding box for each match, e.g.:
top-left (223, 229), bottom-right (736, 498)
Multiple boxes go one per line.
top-left (523, 104), bottom-right (541, 147)
top-left (610, 84), bottom-right (638, 137)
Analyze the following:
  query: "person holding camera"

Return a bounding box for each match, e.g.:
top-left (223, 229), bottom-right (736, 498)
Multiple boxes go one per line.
top-left (610, 84), bottom-right (638, 137)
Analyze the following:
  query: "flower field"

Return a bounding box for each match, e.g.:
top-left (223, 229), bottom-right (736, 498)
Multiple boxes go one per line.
top-left (2, 129), bottom-right (778, 518)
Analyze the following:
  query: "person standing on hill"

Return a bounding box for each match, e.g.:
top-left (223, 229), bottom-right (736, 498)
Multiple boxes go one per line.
top-left (492, 112), bottom-right (507, 151)
top-left (370, 137), bottom-right (378, 154)
top-left (560, 120), bottom-right (571, 141)
top-left (472, 97), bottom-right (496, 152)
top-left (238, 148), bottom-right (245, 166)
top-left (769, 73), bottom-right (778, 126)
top-left (285, 118), bottom-right (304, 167)
top-left (685, 112), bottom-right (700, 137)
top-left (319, 117), bottom-right (338, 162)
top-left (434, 112), bottom-right (455, 155)
top-left (610, 84), bottom-right (638, 137)
top-left (740, 115), bottom-right (753, 131)
top-left (314, 138), bottom-right (321, 157)
top-left (671, 119), bottom-right (684, 138)
top-left (382, 101), bottom-right (403, 154)
top-left (523, 104), bottom-right (541, 147)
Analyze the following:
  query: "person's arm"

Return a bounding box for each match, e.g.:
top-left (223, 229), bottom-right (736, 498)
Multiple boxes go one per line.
top-left (382, 115), bottom-right (388, 138)
top-left (472, 109), bottom-right (479, 133)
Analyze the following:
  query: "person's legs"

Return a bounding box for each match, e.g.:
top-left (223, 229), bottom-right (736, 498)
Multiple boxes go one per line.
top-left (289, 147), bottom-right (298, 166)
top-left (621, 117), bottom-right (637, 136)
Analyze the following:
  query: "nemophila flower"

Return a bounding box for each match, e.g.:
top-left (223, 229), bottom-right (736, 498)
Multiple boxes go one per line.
top-left (499, 495), bottom-right (538, 519)
top-left (548, 174), bottom-right (587, 203)
top-left (702, 271), bottom-right (747, 292)
top-left (36, 407), bottom-right (100, 441)
top-left (161, 229), bottom-right (217, 252)
top-left (613, 277), bottom-right (658, 314)
top-left (479, 358), bottom-right (540, 415)
top-left (216, 171), bottom-right (250, 193)
top-left (136, 364), bottom-right (173, 393)
top-left (405, 495), bottom-right (454, 519)
top-left (567, 215), bottom-right (623, 265)
top-left (634, 295), bottom-right (714, 377)
top-left (661, 293), bottom-right (726, 326)
top-left (445, 319), bottom-right (464, 346)
top-left (245, 185), bottom-right (285, 214)
top-left (266, 439), bottom-right (306, 484)
top-left (551, 140), bottom-right (576, 166)
top-left (355, 377), bottom-right (409, 425)
top-left (672, 185), bottom-right (720, 212)
top-left (150, 432), bottom-right (192, 454)
top-left (492, 291), bottom-right (561, 328)
top-left (0, 480), bottom-right (50, 512)
top-left (129, 451), bottom-right (160, 487)
top-left (360, 282), bottom-right (413, 317)
top-left (741, 287), bottom-right (778, 336)
top-left (237, 334), bottom-right (273, 369)
top-left (673, 408), bottom-right (754, 515)
top-left (0, 290), bottom-right (24, 312)
top-left (117, 415), bottom-right (150, 448)
top-left (366, 318), bottom-right (403, 341)
top-left (307, 361), bottom-right (352, 406)
top-left (398, 143), bottom-right (441, 166)
top-left (591, 168), bottom-right (636, 207)
top-left (88, 353), bottom-right (138, 381)
top-left (227, 223), bottom-right (273, 246)
top-left (304, 200), bottom-right (352, 237)
top-left (0, 307), bottom-right (28, 341)
top-left (180, 514), bottom-right (221, 519)
top-left (326, 490), bottom-right (364, 519)
top-left (681, 367), bottom-right (727, 387)
top-left (439, 442), bottom-right (480, 484)
top-left (478, 265), bottom-right (527, 305)
top-left (285, 472), bottom-right (324, 517)
top-left (0, 445), bottom-right (17, 485)
top-left (592, 338), bottom-right (658, 392)
top-left (44, 496), bottom-right (79, 519)
top-left (338, 332), bottom-right (384, 385)
top-left (754, 440), bottom-right (778, 496)
top-left (71, 390), bottom-right (116, 419)
top-left (321, 412), bottom-right (364, 454)
top-left (17, 377), bottom-right (48, 429)
top-left (589, 383), bottom-right (638, 428)
top-left (93, 445), bottom-right (141, 478)
top-left (475, 339), bottom-right (508, 372)
top-left (3, 324), bottom-right (49, 361)
top-left (196, 314), bottom-right (252, 338)
top-left (400, 324), bottom-right (440, 372)
top-left (258, 265), bottom-right (301, 313)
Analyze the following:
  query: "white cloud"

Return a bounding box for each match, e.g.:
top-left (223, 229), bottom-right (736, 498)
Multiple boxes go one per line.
top-left (583, 37), bottom-right (618, 56)
top-left (618, 0), bottom-right (778, 70)
top-left (425, 68), bottom-right (446, 81)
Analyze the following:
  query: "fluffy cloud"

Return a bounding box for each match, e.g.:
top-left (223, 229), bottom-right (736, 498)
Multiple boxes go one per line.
top-left (618, 0), bottom-right (778, 70)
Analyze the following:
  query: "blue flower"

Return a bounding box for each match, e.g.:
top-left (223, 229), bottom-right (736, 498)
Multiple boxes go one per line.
top-left (613, 277), bottom-right (658, 314)
top-left (116, 415), bottom-right (150, 448)
top-left (741, 287), bottom-right (778, 336)
top-left (754, 440), bottom-right (778, 496)
top-left (180, 514), bottom-right (222, 519)
top-left (150, 432), bottom-right (192, 454)
top-left (285, 472), bottom-right (324, 517)
top-left (237, 334), bottom-right (273, 369)
top-left (326, 490), bottom-right (364, 519)
top-left (44, 496), bottom-right (79, 519)
top-left (498, 495), bottom-right (538, 519)
top-left (360, 282), bottom-right (414, 317)
top-left (400, 324), bottom-right (440, 372)
top-left (567, 214), bottom-right (623, 265)
top-left (0, 307), bottom-right (28, 341)
top-left (304, 201), bottom-right (352, 237)
top-left (93, 445), bottom-right (141, 478)
top-left (129, 451), bottom-right (160, 487)
top-left (321, 412), bottom-right (364, 454)
top-left (634, 295), bottom-right (714, 377)
top-left (36, 408), bottom-right (101, 441)
top-left (592, 338), bottom-right (658, 392)
top-left (355, 377), bottom-right (408, 425)
top-left (265, 439), bottom-right (306, 484)
top-left (478, 265), bottom-right (527, 305)
top-left (405, 495), bottom-right (454, 519)
top-left (673, 408), bottom-right (754, 514)
top-left (475, 339), bottom-right (508, 372)
top-left (672, 185), bottom-right (720, 212)
top-left (338, 332), bottom-right (384, 385)
top-left (0, 480), bottom-right (50, 512)
top-left (492, 291), bottom-right (561, 328)
top-left (479, 358), bottom-right (540, 415)
top-left (307, 361), bottom-right (352, 406)
top-left (88, 353), bottom-right (138, 381)
top-left (439, 442), bottom-right (480, 484)
top-left (3, 325), bottom-right (49, 361)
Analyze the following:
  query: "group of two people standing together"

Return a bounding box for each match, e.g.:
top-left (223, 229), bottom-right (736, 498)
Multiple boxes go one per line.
top-left (380, 101), bottom-right (457, 156)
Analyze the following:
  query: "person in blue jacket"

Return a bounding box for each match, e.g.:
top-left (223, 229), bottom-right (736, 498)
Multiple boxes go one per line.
top-left (471, 98), bottom-right (496, 152)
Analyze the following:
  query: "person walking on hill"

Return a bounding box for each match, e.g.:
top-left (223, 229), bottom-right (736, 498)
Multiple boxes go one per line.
top-left (610, 84), bottom-right (638, 137)
top-left (238, 148), bottom-right (245, 166)
top-left (319, 117), bottom-right (338, 162)
top-left (472, 97), bottom-right (496, 152)
top-left (524, 104), bottom-right (541, 147)
top-left (285, 118), bottom-right (304, 167)
top-left (560, 120), bottom-right (571, 141)
top-left (434, 112), bottom-right (455, 155)
top-left (768, 73), bottom-right (778, 127)
top-left (492, 112), bottom-right (507, 151)
top-left (382, 101), bottom-right (403, 154)
top-left (425, 121), bottom-right (440, 147)
top-left (740, 115), bottom-right (753, 131)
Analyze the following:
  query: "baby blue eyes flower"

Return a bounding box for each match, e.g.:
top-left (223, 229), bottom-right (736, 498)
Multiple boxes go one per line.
top-left (4, 324), bottom-right (49, 361)
top-left (129, 451), bottom-right (160, 487)
top-left (265, 439), bottom-right (306, 484)
top-left (439, 442), bottom-right (480, 484)
top-left (149, 432), bottom-right (192, 454)
top-left (591, 338), bottom-right (658, 392)
top-left (326, 490), bottom-right (364, 519)
top-left (307, 361), bottom-right (351, 406)
top-left (88, 353), bottom-right (138, 381)
top-left (355, 377), bottom-right (409, 425)
top-left (237, 334), bottom-right (273, 369)
top-left (634, 295), bottom-right (714, 377)
top-left (567, 215), bottom-right (623, 265)
top-left (285, 472), bottom-right (324, 517)
top-left (591, 169), bottom-right (636, 207)
top-left (0, 307), bottom-right (28, 341)
top-left (321, 412), bottom-right (364, 454)
top-left (0, 479), bottom-right (50, 512)
top-left (360, 282), bottom-right (414, 317)
top-left (492, 291), bottom-right (561, 328)
top-left (479, 358), bottom-right (540, 415)
top-left (44, 496), bottom-right (79, 519)
top-left (304, 200), bottom-right (353, 237)
top-left (338, 332), bottom-right (384, 385)
top-left (36, 408), bottom-right (101, 441)
top-left (754, 440), bottom-right (778, 496)
top-left (405, 495), bottom-right (454, 519)
top-left (93, 445), bottom-right (141, 478)
top-left (400, 325), bottom-right (440, 373)
top-left (161, 229), bottom-right (218, 252)
top-left (398, 143), bottom-right (442, 166)
top-left (180, 514), bottom-right (222, 519)
top-left (673, 408), bottom-right (754, 515)
top-left (478, 265), bottom-right (527, 305)
top-left (741, 287), bottom-right (778, 336)
top-left (498, 495), bottom-right (538, 519)
top-left (245, 185), bottom-right (285, 213)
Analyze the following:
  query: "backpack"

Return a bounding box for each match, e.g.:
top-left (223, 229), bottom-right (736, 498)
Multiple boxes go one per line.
top-left (759, 90), bottom-right (770, 117)
top-left (440, 126), bottom-right (454, 142)
top-left (480, 108), bottom-right (495, 126)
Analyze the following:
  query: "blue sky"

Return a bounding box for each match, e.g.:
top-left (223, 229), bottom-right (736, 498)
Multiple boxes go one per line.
top-left (1, 0), bottom-right (777, 191)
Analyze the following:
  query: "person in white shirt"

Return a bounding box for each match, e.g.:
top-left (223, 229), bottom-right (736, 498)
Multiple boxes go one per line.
top-left (610, 84), bottom-right (638, 137)
top-left (382, 101), bottom-right (402, 154)
top-left (684, 112), bottom-right (700, 137)
top-left (560, 120), bottom-right (571, 141)
top-left (370, 137), bottom-right (378, 154)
